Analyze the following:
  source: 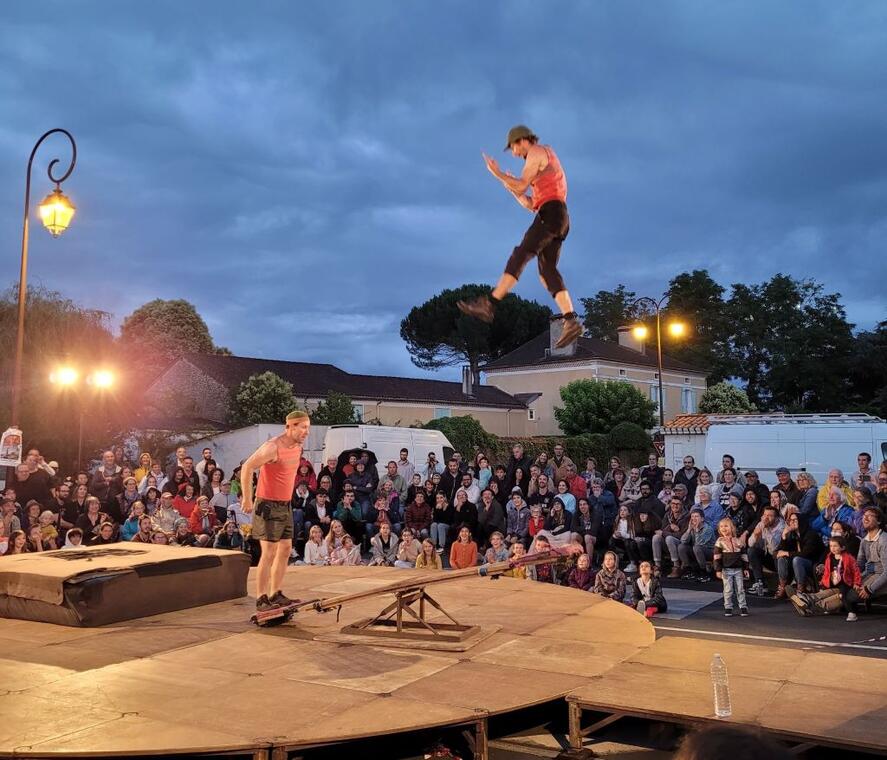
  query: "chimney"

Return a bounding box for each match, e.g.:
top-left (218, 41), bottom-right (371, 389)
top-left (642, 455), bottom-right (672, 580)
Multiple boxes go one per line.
top-left (617, 325), bottom-right (646, 354)
top-left (549, 316), bottom-right (579, 357)
top-left (461, 366), bottom-right (475, 397)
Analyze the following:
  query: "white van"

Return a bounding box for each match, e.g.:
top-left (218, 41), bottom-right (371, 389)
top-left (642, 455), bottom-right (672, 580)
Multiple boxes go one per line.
top-left (322, 425), bottom-right (454, 478)
top-left (701, 413), bottom-right (887, 485)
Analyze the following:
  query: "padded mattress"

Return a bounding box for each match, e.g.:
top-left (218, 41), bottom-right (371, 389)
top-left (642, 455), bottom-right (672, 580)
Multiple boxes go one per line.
top-left (0, 544), bottom-right (249, 626)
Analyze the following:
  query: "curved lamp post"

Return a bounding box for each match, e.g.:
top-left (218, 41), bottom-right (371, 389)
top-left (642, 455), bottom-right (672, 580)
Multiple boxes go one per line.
top-left (630, 295), bottom-right (686, 427)
top-left (11, 129), bottom-right (77, 426)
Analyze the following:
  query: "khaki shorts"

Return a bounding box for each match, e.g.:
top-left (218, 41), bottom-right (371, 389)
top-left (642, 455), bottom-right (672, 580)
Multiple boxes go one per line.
top-left (251, 499), bottom-right (293, 542)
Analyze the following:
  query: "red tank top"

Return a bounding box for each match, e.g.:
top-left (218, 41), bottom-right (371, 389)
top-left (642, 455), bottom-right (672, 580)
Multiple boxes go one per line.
top-left (256, 442), bottom-right (301, 501)
top-left (531, 145), bottom-right (568, 210)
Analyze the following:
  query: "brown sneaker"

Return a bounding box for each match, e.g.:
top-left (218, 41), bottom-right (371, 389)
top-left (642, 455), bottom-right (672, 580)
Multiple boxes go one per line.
top-left (457, 295), bottom-right (495, 323)
top-left (667, 564), bottom-right (682, 579)
top-left (555, 317), bottom-right (582, 349)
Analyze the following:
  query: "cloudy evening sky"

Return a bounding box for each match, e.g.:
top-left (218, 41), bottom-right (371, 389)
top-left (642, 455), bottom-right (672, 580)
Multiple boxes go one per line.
top-left (2, 1), bottom-right (886, 380)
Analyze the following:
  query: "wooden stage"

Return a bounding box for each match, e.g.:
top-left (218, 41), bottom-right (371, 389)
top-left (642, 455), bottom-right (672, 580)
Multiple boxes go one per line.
top-left (0, 566), bottom-right (654, 758)
top-left (567, 635), bottom-right (887, 756)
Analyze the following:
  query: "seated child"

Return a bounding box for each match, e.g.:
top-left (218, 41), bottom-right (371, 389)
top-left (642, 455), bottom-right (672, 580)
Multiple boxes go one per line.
top-left (567, 552), bottom-right (595, 591)
top-left (790, 535), bottom-right (860, 621)
top-left (631, 560), bottom-right (667, 617)
top-left (592, 550), bottom-right (627, 601)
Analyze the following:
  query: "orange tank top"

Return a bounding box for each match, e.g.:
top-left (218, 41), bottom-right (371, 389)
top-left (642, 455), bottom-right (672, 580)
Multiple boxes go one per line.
top-left (256, 442), bottom-right (301, 501)
top-left (531, 145), bottom-right (568, 210)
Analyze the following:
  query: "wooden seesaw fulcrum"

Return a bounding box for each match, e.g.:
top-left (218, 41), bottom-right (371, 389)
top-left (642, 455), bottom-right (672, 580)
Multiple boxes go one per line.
top-left (276, 546), bottom-right (580, 650)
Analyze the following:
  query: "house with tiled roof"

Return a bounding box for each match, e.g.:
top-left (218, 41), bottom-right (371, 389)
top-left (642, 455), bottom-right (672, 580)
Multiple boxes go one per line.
top-left (143, 353), bottom-right (533, 436)
top-left (481, 322), bottom-right (709, 435)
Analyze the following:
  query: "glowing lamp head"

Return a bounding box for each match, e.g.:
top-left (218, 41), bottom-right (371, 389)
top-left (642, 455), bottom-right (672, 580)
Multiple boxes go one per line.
top-left (50, 366), bottom-right (78, 386)
top-left (38, 187), bottom-right (76, 237)
top-left (632, 325), bottom-right (649, 341)
top-left (668, 321), bottom-right (687, 338)
top-left (90, 370), bottom-right (114, 389)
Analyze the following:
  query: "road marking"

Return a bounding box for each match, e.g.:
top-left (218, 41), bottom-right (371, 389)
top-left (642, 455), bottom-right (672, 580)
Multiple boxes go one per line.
top-left (654, 625), bottom-right (887, 652)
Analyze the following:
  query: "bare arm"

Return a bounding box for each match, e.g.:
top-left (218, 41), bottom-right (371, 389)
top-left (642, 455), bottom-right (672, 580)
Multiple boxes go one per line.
top-left (239, 440), bottom-right (278, 513)
top-left (483, 147), bottom-right (545, 195)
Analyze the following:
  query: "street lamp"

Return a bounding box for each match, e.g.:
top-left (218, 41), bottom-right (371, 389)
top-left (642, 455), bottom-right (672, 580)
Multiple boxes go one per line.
top-left (630, 295), bottom-right (687, 427)
top-left (49, 366), bottom-right (114, 471)
top-left (11, 129), bottom-right (78, 427)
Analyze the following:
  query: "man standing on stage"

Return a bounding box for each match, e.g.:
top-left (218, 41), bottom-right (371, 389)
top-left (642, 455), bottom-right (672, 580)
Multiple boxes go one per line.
top-left (241, 410), bottom-right (311, 613)
top-left (458, 125), bottom-right (582, 349)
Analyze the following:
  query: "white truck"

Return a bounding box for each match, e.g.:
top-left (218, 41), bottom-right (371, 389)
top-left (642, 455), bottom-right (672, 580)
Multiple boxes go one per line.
top-left (187, 423), bottom-right (453, 479)
top-left (661, 413), bottom-right (887, 485)
top-left (321, 425), bottom-right (454, 477)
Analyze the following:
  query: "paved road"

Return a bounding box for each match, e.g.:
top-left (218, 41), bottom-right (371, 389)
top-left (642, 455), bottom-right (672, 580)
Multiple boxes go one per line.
top-left (651, 577), bottom-right (887, 658)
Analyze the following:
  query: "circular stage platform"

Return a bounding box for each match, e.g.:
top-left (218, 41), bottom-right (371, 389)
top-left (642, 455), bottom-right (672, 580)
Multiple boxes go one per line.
top-left (0, 566), bottom-right (654, 757)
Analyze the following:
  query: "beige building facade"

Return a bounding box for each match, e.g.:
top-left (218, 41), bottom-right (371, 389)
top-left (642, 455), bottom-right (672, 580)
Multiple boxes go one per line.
top-left (143, 354), bottom-right (533, 438)
top-left (482, 324), bottom-right (708, 436)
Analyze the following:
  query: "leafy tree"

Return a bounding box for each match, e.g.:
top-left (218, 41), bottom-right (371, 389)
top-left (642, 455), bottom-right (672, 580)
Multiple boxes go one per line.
top-left (310, 391), bottom-right (359, 425)
top-left (580, 285), bottom-right (645, 341)
top-left (400, 285), bottom-right (551, 379)
top-left (554, 380), bottom-right (657, 435)
top-left (662, 270), bottom-right (730, 383)
top-left (578, 271), bottom-right (859, 414)
top-left (0, 285), bottom-right (124, 471)
top-left (119, 299), bottom-right (219, 360)
top-left (847, 321), bottom-right (887, 417)
top-left (227, 372), bottom-right (298, 426)
top-left (698, 382), bottom-right (756, 414)
top-left (725, 275), bottom-right (854, 411)
top-left (423, 415), bottom-right (497, 458)
top-left (608, 422), bottom-right (653, 465)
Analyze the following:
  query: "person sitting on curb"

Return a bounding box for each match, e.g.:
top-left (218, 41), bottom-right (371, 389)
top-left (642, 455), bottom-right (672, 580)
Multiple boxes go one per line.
top-left (843, 506), bottom-right (887, 620)
top-left (679, 509), bottom-right (716, 583)
top-left (658, 496), bottom-right (690, 578)
top-left (747, 505), bottom-right (785, 596)
top-left (791, 534), bottom-right (860, 620)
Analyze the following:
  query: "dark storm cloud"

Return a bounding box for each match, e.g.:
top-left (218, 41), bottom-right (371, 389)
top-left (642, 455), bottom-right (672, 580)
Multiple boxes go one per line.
top-left (1, 1), bottom-right (885, 380)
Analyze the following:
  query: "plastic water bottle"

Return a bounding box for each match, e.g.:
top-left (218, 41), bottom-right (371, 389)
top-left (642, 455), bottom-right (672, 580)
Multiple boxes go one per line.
top-left (710, 653), bottom-right (732, 718)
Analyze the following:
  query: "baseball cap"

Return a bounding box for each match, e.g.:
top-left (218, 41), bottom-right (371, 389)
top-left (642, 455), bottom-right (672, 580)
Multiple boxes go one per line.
top-left (775, 467), bottom-right (790, 476)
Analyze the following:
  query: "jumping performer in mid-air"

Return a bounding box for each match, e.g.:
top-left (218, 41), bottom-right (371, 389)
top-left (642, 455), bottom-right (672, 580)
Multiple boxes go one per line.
top-left (240, 410), bottom-right (311, 615)
top-left (458, 125), bottom-right (582, 349)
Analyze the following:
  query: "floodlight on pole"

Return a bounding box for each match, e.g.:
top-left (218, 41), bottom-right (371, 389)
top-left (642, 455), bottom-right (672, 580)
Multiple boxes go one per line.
top-left (629, 295), bottom-right (689, 427)
top-left (50, 366), bottom-right (79, 386)
top-left (89, 370), bottom-right (115, 389)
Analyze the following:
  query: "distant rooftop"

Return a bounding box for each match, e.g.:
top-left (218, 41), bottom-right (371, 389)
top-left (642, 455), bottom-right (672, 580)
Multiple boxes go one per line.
top-left (176, 353), bottom-right (527, 410)
top-left (481, 331), bottom-right (707, 374)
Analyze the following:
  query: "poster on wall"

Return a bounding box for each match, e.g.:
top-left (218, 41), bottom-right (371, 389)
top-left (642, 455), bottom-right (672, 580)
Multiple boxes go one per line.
top-left (0, 427), bottom-right (23, 468)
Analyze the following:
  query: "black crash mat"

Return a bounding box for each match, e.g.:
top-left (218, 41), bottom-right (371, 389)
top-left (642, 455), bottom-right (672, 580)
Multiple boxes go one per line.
top-left (0, 544), bottom-right (249, 626)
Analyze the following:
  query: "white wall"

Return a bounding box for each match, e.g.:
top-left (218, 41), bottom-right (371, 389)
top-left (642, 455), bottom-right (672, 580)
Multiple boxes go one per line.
top-left (662, 433), bottom-right (707, 474)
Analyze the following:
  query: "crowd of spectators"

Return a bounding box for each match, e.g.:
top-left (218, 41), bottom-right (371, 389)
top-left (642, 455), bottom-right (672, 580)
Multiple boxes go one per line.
top-left (2, 441), bottom-right (885, 623)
